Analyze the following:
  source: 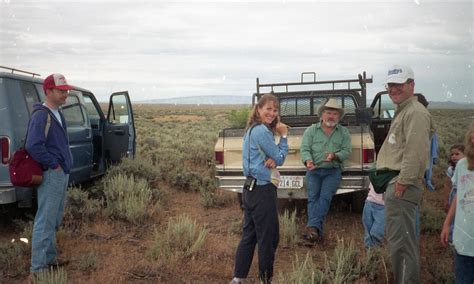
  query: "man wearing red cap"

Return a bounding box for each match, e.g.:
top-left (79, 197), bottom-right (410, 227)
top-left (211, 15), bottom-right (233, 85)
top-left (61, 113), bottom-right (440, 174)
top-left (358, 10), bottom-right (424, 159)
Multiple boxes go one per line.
top-left (27, 73), bottom-right (74, 274)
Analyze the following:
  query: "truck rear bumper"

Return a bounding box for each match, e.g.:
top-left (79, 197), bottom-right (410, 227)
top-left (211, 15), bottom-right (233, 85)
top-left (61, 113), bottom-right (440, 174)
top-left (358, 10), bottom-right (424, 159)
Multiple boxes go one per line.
top-left (215, 175), bottom-right (370, 199)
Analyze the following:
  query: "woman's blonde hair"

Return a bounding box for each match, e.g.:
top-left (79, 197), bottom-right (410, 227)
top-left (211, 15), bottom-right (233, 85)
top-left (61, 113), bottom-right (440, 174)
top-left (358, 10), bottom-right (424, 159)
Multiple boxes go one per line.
top-left (245, 93), bottom-right (279, 133)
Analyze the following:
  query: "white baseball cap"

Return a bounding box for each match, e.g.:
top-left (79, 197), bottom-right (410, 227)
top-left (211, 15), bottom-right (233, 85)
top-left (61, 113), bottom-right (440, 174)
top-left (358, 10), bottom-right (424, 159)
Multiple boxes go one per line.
top-left (385, 65), bottom-right (414, 84)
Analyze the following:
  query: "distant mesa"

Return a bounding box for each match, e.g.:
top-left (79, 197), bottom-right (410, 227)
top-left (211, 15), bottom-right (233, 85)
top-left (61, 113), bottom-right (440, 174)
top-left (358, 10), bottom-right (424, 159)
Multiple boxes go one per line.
top-left (137, 96), bottom-right (473, 109)
top-left (137, 95), bottom-right (251, 105)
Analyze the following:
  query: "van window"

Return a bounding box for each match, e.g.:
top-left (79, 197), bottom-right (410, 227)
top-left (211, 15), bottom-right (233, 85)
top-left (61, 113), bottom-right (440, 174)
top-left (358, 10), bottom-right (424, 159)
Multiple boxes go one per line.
top-left (83, 95), bottom-right (101, 120)
top-left (63, 95), bottom-right (86, 126)
top-left (20, 81), bottom-right (40, 113)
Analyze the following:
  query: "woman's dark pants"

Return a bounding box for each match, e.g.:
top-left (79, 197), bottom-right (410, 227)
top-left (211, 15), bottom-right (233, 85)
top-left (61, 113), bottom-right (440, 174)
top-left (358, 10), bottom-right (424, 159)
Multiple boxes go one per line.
top-left (233, 183), bottom-right (279, 283)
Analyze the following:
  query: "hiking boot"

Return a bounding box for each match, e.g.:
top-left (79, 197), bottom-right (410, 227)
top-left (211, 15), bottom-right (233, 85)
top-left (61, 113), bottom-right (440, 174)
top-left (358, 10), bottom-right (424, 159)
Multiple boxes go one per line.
top-left (305, 227), bottom-right (323, 243)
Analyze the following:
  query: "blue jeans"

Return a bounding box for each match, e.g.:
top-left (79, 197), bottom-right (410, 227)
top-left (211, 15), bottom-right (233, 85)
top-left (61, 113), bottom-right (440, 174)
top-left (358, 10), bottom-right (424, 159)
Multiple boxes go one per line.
top-left (31, 169), bottom-right (69, 273)
top-left (455, 253), bottom-right (474, 284)
top-left (306, 168), bottom-right (341, 233)
top-left (362, 200), bottom-right (385, 248)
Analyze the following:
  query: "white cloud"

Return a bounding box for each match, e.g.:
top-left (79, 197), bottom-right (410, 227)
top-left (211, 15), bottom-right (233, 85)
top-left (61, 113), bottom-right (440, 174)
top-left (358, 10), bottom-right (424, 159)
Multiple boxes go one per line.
top-left (0, 1), bottom-right (472, 103)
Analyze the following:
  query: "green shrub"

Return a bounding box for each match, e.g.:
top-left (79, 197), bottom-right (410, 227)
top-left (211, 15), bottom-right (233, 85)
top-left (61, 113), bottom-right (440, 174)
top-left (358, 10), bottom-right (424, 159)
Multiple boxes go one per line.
top-left (104, 174), bottom-right (152, 223)
top-left (279, 209), bottom-right (299, 248)
top-left (148, 214), bottom-right (207, 260)
top-left (228, 108), bottom-right (250, 128)
top-left (105, 155), bottom-right (161, 185)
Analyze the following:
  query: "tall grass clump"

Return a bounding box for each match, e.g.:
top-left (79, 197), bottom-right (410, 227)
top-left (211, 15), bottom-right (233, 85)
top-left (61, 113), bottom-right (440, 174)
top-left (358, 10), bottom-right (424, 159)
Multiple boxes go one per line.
top-left (33, 266), bottom-right (67, 284)
top-left (279, 209), bottom-right (299, 248)
top-left (104, 173), bottom-right (152, 223)
top-left (276, 253), bottom-right (325, 284)
top-left (148, 214), bottom-right (207, 261)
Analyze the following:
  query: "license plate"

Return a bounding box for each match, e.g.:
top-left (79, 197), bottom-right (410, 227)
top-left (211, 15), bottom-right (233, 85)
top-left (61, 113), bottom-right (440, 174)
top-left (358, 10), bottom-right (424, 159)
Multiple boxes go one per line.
top-left (278, 176), bottom-right (304, 189)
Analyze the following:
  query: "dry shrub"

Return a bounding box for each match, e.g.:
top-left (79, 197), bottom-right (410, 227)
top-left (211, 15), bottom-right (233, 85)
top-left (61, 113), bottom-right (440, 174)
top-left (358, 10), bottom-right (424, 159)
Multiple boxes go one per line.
top-left (148, 214), bottom-right (207, 262)
top-left (33, 266), bottom-right (68, 284)
top-left (0, 241), bottom-right (29, 277)
top-left (104, 174), bottom-right (152, 224)
top-left (62, 186), bottom-right (101, 231)
top-left (279, 209), bottom-right (299, 248)
top-left (276, 252), bottom-right (325, 284)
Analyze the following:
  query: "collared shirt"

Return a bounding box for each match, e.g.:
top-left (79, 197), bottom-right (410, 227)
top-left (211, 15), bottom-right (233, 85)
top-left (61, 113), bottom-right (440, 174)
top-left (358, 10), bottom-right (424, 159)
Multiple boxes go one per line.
top-left (300, 122), bottom-right (352, 169)
top-left (376, 96), bottom-right (434, 188)
top-left (242, 124), bottom-right (288, 185)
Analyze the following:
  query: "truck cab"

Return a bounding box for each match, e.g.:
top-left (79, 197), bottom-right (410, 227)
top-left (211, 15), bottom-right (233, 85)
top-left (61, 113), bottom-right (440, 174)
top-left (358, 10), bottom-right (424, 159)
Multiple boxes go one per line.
top-left (0, 66), bottom-right (136, 208)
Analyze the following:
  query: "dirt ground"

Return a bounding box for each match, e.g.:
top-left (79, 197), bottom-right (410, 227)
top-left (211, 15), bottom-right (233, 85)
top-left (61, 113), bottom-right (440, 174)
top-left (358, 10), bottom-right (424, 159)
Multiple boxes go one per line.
top-left (1, 186), bottom-right (452, 283)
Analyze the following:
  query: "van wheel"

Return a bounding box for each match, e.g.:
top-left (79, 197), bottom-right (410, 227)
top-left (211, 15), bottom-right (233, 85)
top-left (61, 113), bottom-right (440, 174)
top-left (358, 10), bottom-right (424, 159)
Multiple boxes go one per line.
top-left (351, 191), bottom-right (368, 213)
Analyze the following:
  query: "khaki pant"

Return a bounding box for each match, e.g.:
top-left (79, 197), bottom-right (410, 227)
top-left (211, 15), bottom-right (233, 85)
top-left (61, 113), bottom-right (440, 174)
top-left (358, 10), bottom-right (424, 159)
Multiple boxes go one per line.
top-left (385, 181), bottom-right (422, 284)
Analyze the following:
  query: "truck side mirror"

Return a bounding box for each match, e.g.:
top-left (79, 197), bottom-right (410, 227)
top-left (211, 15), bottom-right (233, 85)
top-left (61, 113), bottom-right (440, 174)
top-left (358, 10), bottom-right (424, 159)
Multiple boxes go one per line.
top-left (356, 108), bottom-right (373, 125)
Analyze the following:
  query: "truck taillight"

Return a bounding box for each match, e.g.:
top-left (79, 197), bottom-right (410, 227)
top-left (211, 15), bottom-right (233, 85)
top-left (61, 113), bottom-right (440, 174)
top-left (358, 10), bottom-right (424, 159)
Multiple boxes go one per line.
top-left (1, 137), bottom-right (9, 165)
top-left (362, 148), bottom-right (374, 164)
top-left (215, 151), bottom-right (224, 165)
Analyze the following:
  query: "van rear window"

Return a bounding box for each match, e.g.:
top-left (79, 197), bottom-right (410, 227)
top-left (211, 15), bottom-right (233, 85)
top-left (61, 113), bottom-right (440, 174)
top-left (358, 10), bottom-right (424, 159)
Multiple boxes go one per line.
top-left (20, 81), bottom-right (39, 114)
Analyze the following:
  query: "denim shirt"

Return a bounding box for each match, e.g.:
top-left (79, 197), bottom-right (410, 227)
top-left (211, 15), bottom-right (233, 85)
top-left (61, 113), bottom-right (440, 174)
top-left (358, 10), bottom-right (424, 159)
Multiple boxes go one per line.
top-left (242, 124), bottom-right (288, 185)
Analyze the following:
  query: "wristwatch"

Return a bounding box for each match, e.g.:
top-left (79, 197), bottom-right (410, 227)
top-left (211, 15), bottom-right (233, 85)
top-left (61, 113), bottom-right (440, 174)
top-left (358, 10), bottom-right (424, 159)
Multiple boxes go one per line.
top-left (282, 135), bottom-right (287, 139)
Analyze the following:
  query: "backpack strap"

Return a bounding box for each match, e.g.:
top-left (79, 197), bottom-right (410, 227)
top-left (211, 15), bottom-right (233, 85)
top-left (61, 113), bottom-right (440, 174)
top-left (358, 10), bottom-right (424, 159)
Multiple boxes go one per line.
top-left (24, 109), bottom-right (52, 147)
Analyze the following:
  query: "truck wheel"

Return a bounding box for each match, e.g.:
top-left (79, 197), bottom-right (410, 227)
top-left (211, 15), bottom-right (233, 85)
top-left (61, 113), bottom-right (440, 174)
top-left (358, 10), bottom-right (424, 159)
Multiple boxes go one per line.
top-left (351, 191), bottom-right (368, 213)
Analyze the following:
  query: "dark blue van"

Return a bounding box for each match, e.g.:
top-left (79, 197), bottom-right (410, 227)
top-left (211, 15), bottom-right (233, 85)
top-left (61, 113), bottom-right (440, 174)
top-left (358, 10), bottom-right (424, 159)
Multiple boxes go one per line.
top-left (0, 66), bottom-right (136, 208)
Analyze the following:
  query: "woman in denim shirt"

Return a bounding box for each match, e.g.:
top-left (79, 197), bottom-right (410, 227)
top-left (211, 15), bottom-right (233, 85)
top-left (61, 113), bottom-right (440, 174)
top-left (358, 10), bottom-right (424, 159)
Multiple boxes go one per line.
top-left (231, 93), bottom-right (288, 284)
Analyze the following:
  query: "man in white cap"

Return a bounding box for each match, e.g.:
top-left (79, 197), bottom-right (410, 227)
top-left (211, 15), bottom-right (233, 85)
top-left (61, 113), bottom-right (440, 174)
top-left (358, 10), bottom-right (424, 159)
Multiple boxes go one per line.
top-left (27, 74), bottom-right (74, 275)
top-left (376, 65), bottom-right (434, 283)
top-left (300, 98), bottom-right (352, 243)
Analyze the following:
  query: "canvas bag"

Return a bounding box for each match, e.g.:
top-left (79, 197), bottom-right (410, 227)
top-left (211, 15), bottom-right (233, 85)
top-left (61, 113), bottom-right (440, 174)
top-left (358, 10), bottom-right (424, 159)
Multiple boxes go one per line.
top-left (368, 169), bottom-right (400, 194)
top-left (9, 110), bottom-right (51, 187)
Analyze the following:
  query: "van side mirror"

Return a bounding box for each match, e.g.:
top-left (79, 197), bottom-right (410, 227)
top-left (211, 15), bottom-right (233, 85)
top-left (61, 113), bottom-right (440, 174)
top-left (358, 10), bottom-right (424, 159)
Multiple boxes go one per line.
top-left (356, 108), bottom-right (373, 124)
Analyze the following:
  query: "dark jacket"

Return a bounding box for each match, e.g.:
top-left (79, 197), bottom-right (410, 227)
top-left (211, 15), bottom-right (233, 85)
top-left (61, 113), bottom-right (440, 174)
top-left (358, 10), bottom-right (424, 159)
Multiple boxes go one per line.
top-left (25, 103), bottom-right (73, 174)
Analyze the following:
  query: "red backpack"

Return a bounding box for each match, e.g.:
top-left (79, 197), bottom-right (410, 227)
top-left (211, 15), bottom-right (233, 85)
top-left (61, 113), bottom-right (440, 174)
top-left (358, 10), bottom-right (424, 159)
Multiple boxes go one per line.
top-left (9, 111), bottom-right (51, 187)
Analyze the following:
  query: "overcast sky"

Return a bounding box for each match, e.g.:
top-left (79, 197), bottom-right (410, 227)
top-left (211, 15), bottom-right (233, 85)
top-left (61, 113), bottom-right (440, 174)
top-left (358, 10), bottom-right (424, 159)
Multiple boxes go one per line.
top-left (1, 0), bottom-right (472, 103)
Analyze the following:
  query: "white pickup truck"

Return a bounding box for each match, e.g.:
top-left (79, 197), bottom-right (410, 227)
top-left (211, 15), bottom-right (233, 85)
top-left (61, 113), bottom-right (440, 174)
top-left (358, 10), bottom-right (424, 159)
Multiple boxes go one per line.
top-left (214, 72), bottom-right (394, 210)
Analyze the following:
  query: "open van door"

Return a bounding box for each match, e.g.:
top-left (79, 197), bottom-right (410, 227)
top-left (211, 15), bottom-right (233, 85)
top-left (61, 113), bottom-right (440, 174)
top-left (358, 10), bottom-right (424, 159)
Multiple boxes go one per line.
top-left (370, 91), bottom-right (394, 154)
top-left (104, 91), bottom-right (136, 163)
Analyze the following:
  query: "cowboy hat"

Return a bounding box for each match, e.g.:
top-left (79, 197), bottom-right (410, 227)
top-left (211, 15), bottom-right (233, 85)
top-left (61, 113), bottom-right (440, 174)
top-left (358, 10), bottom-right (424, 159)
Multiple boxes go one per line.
top-left (317, 98), bottom-right (344, 118)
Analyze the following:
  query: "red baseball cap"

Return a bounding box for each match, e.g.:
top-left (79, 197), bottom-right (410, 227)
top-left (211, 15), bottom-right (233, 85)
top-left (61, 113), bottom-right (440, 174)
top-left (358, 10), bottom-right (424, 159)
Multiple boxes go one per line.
top-left (43, 73), bottom-right (74, 93)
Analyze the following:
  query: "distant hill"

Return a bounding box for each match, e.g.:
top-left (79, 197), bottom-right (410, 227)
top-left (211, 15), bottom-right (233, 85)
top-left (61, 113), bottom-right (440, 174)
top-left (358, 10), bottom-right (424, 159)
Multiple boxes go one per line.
top-left (138, 95), bottom-right (251, 105)
top-left (428, 101), bottom-right (474, 110)
top-left (137, 96), bottom-right (473, 109)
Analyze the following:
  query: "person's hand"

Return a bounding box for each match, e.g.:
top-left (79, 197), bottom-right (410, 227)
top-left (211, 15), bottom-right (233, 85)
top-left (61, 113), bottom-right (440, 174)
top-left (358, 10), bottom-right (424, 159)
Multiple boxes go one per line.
top-left (265, 158), bottom-right (276, 169)
top-left (276, 122), bottom-right (289, 137)
top-left (394, 182), bottom-right (406, 198)
top-left (306, 160), bottom-right (317, 171)
top-left (440, 224), bottom-right (450, 247)
top-left (324, 152), bottom-right (336, 162)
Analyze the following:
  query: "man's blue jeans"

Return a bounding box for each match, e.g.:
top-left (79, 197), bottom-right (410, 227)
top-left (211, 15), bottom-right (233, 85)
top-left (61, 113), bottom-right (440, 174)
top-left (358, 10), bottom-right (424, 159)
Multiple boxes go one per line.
top-left (362, 200), bottom-right (385, 248)
top-left (31, 169), bottom-right (69, 273)
top-left (306, 168), bottom-right (341, 233)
